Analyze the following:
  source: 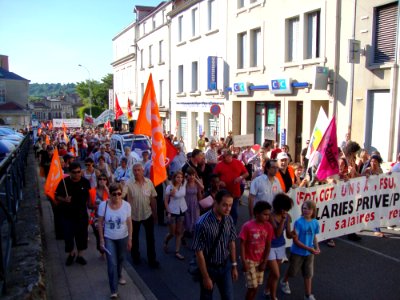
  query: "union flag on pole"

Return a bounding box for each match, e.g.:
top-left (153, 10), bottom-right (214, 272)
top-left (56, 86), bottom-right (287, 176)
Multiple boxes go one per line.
top-left (115, 95), bottom-right (123, 119)
top-left (135, 74), bottom-right (167, 186)
top-left (48, 120), bottom-right (53, 130)
top-left (315, 117), bottom-right (339, 180)
top-left (44, 148), bottom-right (64, 202)
top-left (127, 98), bottom-right (133, 121)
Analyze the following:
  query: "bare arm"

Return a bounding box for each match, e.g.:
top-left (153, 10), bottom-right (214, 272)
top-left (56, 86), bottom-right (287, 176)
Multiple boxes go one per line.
top-left (196, 250), bottom-right (213, 290)
top-left (229, 240), bottom-right (238, 281)
top-left (150, 196), bottom-right (157, 223)
top-left (126, 216), bottom-right (133, 251)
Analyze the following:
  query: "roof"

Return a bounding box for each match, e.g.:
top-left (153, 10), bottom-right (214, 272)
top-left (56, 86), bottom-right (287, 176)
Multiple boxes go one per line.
top-left (31, 102), bottom-right (50, 109)
top-left (0, 67), bottom-right (29, 81)
top-left (0, 101), bottom-right (26, 111)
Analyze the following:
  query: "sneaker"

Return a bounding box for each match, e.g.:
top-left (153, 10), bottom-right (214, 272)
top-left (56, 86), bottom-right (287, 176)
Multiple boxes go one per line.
top-left (65, 254), bottom-right (75, 266)
top-left (280, 279), bottom-right (291, 295)
top-left (110, 293), bottom-right (118, 299)
top-left (304, 294), bottom-right (316, 300)
top-left (118, 278), bottom-right (127, 285)
top-left (76, 256), bottom-right (87, 265)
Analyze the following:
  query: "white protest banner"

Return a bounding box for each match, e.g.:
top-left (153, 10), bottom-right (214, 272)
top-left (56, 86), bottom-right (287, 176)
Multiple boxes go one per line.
top-left (232, 134), bottom-right (254, 148)
top-left (53, 119), bottom-right (82, 128)
top-left (288, 173), bottom-right (400, 241)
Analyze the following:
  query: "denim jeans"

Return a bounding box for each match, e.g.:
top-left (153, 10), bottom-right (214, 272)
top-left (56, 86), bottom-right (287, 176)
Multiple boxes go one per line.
top-left (105, 237), bottom-right (128, 294)
top-left (200, 263), bottom-right (233, 300)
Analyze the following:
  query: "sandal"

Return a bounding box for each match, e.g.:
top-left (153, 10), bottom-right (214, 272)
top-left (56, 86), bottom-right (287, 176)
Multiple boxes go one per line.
top-left (175, 252), bottom-right (185, 260)
top-left (327, 239), bottom-right (336, 247)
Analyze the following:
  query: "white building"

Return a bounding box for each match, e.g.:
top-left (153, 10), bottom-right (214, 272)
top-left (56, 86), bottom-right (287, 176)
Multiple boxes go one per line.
top-left (169, 0), bottom-right (230, 150)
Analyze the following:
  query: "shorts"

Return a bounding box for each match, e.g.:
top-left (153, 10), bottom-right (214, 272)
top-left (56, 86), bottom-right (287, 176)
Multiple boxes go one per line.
top-left (268, 245), bottom-right (286, 261)
top-left (244, 259), bottom-right (264, 289)
top-left (167, 212), bottom-right (185, 225)
top-left (286, 253), bottom-right (314, 279)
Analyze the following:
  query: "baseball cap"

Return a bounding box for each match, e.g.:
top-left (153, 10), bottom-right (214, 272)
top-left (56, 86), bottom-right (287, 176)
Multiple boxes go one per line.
top-left (277, 152), bottom-right (289, 160)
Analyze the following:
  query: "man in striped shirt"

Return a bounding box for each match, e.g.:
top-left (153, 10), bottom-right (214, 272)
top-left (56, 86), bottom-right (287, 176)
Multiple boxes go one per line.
top-left (192, 190), bottom-right (238, 300)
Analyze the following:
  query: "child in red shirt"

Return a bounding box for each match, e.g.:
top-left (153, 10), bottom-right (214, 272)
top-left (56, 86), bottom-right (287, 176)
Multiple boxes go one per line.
top-left (240, 201), bottom-right (274, 300)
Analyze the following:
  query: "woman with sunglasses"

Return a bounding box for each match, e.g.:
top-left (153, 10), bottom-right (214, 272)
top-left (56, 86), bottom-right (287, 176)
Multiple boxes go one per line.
top-left (82, 157), bottom-right (100, 188)
top-left (98, 183), bottom-right (133, 299)
top-left (89, 174), bottom-right (110, 256)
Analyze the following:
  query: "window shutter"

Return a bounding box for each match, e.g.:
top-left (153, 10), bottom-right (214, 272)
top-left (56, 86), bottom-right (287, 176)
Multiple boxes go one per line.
top-left (374, 2), bottom-right (398, 63)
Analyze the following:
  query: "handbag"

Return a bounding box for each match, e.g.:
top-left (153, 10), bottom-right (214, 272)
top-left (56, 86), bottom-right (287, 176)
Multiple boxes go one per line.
top-left (198, 195), bottom-right (214, 209)
top-left (188, 218), bottom-right (225, 281)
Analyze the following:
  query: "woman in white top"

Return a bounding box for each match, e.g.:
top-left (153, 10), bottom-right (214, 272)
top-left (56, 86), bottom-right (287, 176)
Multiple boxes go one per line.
top-left (98, 183), bottom-right (132, 299)
top-left (82, 157), bottom-right (100, 188)
top-left (163, 171), bottom-right (187, 260)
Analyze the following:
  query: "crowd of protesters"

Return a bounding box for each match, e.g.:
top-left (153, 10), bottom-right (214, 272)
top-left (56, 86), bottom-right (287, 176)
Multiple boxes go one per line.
top-left (35, 126), bottom-right (399, 300)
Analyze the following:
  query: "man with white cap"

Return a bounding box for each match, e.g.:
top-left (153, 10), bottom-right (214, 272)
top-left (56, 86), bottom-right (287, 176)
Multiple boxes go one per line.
top-left (275, 152), bottom-right (295, 193)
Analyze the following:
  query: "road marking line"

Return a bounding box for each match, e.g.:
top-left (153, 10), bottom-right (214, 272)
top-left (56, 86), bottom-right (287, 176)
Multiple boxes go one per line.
top-left (339, 238), bottom-right (400, 263)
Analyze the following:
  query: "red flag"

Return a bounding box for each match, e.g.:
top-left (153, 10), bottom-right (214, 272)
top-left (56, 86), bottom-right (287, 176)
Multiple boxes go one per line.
top-left (44, 148), bottom-right (64, 202)
top-left (127, 98), bottom-right (133, 121)
top-left (84, 113), bottom-right (94, 124)
top-left (165, 138), bottom-right (177, 167)
top-left (135, 74), bottom-right (167, 186)
top-left (315, 117), bottom-right (339, 180)
top-left (104, 120), bottom-right (113, 133)
top-left (115, 95), bottom-right (123, 119)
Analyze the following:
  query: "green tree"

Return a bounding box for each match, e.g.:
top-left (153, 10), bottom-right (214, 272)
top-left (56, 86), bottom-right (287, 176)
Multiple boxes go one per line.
top-left (75, 73), bottom-right (113, 111)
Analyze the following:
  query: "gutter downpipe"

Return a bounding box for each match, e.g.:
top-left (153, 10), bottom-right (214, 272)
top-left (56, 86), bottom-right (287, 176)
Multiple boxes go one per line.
top-left (348, 0), bottom-right (357, 139)
top-left (390, 5), bottom-right (400, 161)
top-left (333, 0), bottom-right (342, 119)
top-left (167, 17), bottom-right (172, 134)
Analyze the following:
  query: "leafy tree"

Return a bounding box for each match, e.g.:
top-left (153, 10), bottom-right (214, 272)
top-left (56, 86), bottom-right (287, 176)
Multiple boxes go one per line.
top-left (77, 105), bottom-right (105, 119)
top-left (75, 73), bottom-right (113, 111)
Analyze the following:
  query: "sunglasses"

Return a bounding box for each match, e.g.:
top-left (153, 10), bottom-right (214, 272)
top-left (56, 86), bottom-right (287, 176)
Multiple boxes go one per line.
top-left (111, 192), bottom-right (122, 196)
top-left (98, 178), bottom-right (107, 181)
top-left (71, 170), bottom-right (81, 174)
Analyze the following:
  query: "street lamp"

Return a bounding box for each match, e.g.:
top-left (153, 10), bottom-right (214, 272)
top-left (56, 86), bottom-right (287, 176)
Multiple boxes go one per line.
top-left (78, 64), bottom-right (93, 117)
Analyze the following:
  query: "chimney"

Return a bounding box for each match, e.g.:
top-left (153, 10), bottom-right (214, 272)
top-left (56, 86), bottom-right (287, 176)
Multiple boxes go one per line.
top-left (0, 55), bottom-right (9, 71)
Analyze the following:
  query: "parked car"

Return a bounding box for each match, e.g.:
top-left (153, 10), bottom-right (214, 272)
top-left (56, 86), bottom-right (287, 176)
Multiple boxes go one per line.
top-left (110, 133), bottom-right (151, 158)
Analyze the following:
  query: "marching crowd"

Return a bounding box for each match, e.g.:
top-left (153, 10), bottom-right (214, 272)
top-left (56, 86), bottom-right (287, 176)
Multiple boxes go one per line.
top-left (35, 127), bottom-right (400, 300)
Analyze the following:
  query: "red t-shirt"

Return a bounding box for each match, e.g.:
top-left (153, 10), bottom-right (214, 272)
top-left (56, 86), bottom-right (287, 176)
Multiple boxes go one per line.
top-left (213, 158), bottom-right (247, 197)
top-left (239, 219), bottom-right (274, 262)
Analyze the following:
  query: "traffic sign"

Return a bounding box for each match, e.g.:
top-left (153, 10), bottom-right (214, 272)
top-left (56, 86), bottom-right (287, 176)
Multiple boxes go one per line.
top-left (210, 104), bottom-right (221, 116)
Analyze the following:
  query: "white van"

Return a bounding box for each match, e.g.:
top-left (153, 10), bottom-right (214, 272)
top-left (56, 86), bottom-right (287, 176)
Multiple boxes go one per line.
top-left (110, 133), bottom-right (151, 158)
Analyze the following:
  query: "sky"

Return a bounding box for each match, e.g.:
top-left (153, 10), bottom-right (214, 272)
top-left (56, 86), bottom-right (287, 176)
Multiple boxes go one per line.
top-left (0, 0), bottom-right (162, 84)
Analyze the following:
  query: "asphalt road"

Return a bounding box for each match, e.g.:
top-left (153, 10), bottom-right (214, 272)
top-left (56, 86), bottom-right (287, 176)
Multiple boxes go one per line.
top-left (129, 189), bottom-right (400, 300)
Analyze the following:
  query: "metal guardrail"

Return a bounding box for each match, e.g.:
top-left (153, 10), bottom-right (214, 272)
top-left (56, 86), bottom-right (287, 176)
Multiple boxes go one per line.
top-left (0, 135), bottom-right (30, 294)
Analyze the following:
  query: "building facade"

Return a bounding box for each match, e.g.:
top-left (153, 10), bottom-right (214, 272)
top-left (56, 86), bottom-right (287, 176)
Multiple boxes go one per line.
top-left (112, 0), bottom-right (399, 160)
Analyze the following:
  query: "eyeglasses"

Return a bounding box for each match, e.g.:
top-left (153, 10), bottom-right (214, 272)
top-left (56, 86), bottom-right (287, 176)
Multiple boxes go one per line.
top-left (111, 192), bottom-right (122, 196)
top-left (71, 170), bottom-right (81, 174)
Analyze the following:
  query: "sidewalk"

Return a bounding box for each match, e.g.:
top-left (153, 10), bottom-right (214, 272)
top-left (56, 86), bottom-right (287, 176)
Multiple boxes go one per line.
top-left (38, 169), bottom-right (157, 300)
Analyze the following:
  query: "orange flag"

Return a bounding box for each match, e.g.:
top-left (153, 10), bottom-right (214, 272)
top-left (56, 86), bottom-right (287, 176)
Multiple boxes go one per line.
top-left (45, 135), bottom-right (50, 145)
top-left (44, 148), bottom-right (64, 202)
top-left (127, 98), bottom-right (133, 121)
top-left (62, 122), bottom-right (67, 132)
top-left (135, 74), bottom-right (167, 186)
top-left (48, 121), bottom-right (53, 130)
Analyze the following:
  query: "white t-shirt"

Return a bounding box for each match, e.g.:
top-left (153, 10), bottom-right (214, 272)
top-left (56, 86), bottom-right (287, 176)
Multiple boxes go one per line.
top-left (250, 174), bottom-right (283, 205)
top-left (98, 200), bottom-right (131, 240)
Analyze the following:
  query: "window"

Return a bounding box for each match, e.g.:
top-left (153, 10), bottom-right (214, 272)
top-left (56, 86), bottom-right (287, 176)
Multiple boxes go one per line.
top-left (152, 17), bottom-right (156, 30)
top-left (143, 22), bottom-right (146, 35)
top-left (178, 16), bottom-right (183, 42)
top-left (238, 32), bottom-right (247, 69)
top-left (140, 83), bottom-right (145, 104)
top-left (305, 10), bottom-right (320, 59)
top-left (238, 0), bottom-right (244, 8)
top-left (192, 8), bottom-right (198, 37)
top-left (159, 80), bottom-right (163, 106)
top-left (207, 0), bottom-right (215, 31)
top-left (191, 61), bottom-right (198, 92)
top-left (374, 2), bottom-right (398, 63)
top-left (250, 28), bottom-right (261, 67)
top-left (238, 0), bottom-right (257, 9)
top-left (178, 65), bottom-right (184, 93)
top-left (140, 49), bottom-right (144, 69)
top-left (149, 45), bottom-right (153, 66)
top-left (286, 16), bottom-right (300, 62)
top-left (159, 40), bottom-right (164, 63)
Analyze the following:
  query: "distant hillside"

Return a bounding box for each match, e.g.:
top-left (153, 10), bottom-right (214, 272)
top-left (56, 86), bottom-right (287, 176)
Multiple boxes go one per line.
top-left (29, 83), bottom-right (76, 99)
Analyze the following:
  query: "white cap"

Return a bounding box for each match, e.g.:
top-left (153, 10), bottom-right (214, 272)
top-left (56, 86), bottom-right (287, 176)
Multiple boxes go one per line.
top-left (277, 152), bottom-right (289, 160)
